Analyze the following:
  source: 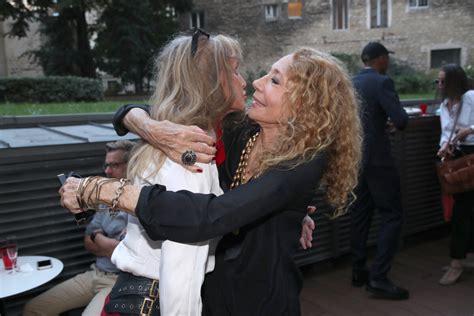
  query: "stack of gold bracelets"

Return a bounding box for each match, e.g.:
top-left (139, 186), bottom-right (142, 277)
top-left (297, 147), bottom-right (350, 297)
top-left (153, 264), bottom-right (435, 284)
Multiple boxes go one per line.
top-left (76, 176), bottom-right (130, 216)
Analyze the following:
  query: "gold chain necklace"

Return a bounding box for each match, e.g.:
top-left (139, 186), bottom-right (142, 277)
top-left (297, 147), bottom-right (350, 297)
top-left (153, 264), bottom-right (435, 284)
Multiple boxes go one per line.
top-left (230, 131), bottom-right (261, 189)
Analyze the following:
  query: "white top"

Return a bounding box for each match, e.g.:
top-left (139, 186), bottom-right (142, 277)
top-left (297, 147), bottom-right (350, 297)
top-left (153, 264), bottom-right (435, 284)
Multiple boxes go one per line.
top-left (111, 158), bottom-right (223, 316)
top-left (0, 256), bottom-right (63, 298)
top-left (439, 90), bottom-right (474, 146)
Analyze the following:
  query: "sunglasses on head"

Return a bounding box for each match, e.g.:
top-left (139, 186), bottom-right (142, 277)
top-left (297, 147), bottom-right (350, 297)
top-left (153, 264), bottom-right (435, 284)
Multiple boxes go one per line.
top-left (191, 28), bottom-right (210, 57)
top-left (434, 79), bottom-right (445, 85)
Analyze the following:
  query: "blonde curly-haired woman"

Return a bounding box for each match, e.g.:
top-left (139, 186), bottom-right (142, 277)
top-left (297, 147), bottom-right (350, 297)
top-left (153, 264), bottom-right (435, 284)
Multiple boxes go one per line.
top-left (61, 48), bottom-right (362, 315)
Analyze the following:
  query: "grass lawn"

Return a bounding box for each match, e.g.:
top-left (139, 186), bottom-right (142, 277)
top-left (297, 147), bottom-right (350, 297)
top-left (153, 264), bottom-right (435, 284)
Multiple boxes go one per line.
top-left (0, 93), bottom-right (435, 116)
top-left (0, 100), bottom-right (146, 116)
top-left (399, 93), bottom-right (436, 100)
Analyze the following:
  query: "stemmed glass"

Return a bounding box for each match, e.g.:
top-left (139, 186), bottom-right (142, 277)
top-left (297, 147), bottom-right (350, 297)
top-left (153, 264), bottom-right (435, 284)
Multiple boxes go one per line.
top-left (5, 236), bottom-right (18, 274)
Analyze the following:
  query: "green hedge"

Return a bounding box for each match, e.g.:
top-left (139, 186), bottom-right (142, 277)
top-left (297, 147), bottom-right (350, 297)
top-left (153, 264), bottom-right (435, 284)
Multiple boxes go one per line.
top-left (331, 52), bottom-right (362, 76)
top-left (0, 76), bottom-right (104, 103)
top-left (392, 73), bottom-right (434, 94)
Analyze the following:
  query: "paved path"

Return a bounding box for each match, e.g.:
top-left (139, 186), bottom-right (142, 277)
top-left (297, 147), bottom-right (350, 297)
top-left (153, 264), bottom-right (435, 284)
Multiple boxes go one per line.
top-left (300, 236), bottom-right (474, 316)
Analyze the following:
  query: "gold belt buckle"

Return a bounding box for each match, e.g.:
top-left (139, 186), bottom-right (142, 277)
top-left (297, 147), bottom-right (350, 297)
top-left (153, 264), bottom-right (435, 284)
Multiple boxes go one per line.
top-left (140, 297), bottom-right (154, 316)
top-left (149, 279), bottom-right (159, 299)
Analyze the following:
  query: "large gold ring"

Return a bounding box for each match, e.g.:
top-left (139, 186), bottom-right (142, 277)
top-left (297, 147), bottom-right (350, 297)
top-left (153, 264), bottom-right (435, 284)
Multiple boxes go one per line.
top-left (181, 150), bottom-right (197, 166)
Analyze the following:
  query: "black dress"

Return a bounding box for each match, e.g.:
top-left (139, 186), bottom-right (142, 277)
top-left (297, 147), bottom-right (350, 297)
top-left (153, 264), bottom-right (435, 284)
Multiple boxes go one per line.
top-left (136, 118), bottom-right (327, 315)
top-left (113, 107), bottom-right (327, 315)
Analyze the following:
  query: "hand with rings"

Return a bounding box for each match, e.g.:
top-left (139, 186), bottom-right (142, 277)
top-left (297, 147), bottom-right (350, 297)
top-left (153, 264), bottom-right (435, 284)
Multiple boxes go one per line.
top-left (59, 177), bottom-right (82, 214)
top-left (133, 115), bottom-right (216, 172)
top-left (181, 150), bottom-right (198, 166)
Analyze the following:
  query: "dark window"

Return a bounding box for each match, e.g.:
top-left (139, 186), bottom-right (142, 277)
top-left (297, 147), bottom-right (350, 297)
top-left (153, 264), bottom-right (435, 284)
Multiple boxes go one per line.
top-left (190, 11), bottom-right (205, 28)
top-left (430, 49), bottom-right (461, 69)
top-left (199, 12), bottom-right (205, 27)
top-left (333, 0), bottom-right (348, 30)
top-left (265, 4), bottom-right (279, 21)
top-left (409, 0), bottom-right (428, 7)
top-left (370, 0), bottom-right (388, 28)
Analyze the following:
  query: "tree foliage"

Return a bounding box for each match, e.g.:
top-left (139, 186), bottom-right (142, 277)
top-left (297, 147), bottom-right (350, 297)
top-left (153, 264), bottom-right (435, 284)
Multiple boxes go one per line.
top-left (1, 0), bottom-right (105, 77)
top-left (94, 0), bottom-right (181, 93)
top-left (0, 0), bottom-right (192, 90)
top-left (0, 0), bottom-right (50, 38)
top-left (32, 5), bottom-right (97, 77)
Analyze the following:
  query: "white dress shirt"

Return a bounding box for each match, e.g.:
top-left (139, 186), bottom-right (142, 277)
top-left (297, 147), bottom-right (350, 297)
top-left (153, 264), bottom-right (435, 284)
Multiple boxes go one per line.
top-left (439, 90), bottom-right (474, 147)
top-left (112, 158), bottom-right (223, 316)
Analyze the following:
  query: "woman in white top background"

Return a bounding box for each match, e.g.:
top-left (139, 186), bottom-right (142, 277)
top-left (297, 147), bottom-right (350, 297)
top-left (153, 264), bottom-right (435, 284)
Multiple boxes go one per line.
top-left (436, 63), bottom-right (474, 286)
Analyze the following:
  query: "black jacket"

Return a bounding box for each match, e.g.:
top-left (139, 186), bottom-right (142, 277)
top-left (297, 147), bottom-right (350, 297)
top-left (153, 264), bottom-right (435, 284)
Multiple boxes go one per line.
top-left (353, 68), bottom-right (408, 168)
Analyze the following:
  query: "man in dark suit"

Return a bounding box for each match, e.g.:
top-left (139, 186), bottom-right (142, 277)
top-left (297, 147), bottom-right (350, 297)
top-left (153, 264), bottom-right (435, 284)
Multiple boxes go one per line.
top-left (350, 42), bottom-right (409, 300)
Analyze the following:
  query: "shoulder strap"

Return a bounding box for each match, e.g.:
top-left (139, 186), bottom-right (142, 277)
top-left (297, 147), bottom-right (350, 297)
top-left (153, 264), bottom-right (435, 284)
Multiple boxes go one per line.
top-left (446, 98), bottom-right (464, 145)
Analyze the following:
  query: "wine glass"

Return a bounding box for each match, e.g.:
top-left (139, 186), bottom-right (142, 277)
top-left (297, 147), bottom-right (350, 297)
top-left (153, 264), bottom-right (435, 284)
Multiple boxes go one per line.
top-left (5, 236), bottom-right (18, 274)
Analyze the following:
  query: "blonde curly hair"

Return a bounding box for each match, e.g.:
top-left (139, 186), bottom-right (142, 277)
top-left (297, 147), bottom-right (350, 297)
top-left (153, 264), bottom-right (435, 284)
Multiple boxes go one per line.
top-left (259, 48), bottom-right (362, 217)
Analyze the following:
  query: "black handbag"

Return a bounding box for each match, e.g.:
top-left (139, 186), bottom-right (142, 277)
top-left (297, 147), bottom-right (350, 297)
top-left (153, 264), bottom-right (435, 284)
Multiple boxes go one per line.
top-left (104, 272), bottom-right (160, 316)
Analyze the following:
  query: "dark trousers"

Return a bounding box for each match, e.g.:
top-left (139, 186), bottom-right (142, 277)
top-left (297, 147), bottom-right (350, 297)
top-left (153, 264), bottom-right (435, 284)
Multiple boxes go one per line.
top-left (350, 165), bottom-right (404, 281)
top-left (450, 145), bottom-right (474, 259)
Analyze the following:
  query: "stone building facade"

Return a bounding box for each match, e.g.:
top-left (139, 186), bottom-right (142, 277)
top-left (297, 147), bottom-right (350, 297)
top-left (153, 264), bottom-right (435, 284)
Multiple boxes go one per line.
top-left (0, 20), bottom-right (43, 77)
top-left (181, 0), bottom-right (474, 74)
top-left (2, 1), bottom-right (472, 79)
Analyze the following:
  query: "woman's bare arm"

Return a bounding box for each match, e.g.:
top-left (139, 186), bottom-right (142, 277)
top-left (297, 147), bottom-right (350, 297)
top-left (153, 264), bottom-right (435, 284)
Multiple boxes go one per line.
top-left (60, 177), bottom-right (140, 216)
top-left (121, 107), bottom-right (217, 172)
top-left (60, 154), bottom-right (326, 244)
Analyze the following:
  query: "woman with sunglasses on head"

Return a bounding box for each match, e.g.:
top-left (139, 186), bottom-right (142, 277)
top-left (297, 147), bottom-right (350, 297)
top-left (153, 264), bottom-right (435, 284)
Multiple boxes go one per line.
top-left (91, 32), bottom-right (246, 315)
top-left (436, 64), bottom-right (474, 286)
top-left (61, 48), bottom-right (362, 315)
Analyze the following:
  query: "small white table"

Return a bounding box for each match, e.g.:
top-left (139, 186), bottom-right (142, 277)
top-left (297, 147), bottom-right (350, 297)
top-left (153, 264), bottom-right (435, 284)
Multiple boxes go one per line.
top-left (0, 255), bottom-right (64, 298)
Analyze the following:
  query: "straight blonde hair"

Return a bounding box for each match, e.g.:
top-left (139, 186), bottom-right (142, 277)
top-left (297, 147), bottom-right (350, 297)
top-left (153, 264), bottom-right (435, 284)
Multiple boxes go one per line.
top-left (127, 34), bottom-right (242, 181)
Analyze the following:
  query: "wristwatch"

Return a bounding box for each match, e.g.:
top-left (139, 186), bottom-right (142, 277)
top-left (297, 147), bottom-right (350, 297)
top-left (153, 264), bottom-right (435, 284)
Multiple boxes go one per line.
top-left (90, 232), bottom-right (97, 242)
top-left (90, 231), bottom-right (108, 242)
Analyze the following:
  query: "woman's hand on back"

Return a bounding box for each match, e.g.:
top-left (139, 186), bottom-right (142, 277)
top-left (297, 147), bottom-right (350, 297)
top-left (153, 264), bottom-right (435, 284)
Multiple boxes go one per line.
top-left (144, 119), bottom-right (217, 172)
top-left (125, 108), bottom-right (217, 172)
